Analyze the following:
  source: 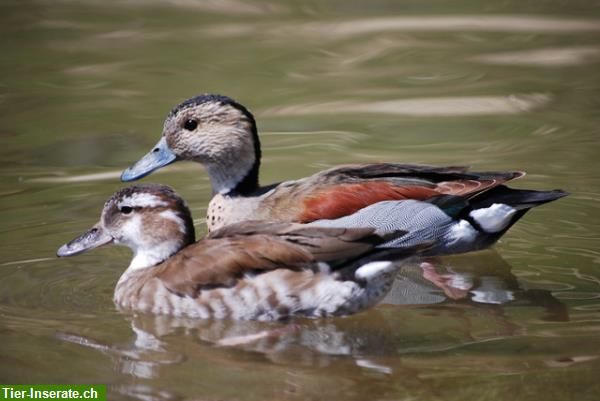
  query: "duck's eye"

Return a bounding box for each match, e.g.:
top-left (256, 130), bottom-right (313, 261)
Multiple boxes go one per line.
top-left (120, 206), bottom-right (133, 214)
top-left (183, 119), bottom-right (198, 131)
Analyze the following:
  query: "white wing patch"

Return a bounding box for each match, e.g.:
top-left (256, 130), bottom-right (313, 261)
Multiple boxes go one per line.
top-left (469, 203), bottom-right (517, 233)
top-left (447, 219), bottom-right (478, 244)
top-left (317, 262), bottom-right (331, 273)
top-left (355, 261), bottom-right (394, 281)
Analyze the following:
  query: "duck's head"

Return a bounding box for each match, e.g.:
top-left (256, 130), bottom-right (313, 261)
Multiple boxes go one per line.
top-left (121, 94), bottom-right (261, 195)
top-left (57, 184), bottom-right (195, 270)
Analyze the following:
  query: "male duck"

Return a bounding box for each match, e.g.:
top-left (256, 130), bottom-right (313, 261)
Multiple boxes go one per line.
top-left (120, 94), bottom-right (566, 240)
top-left (57, 184), bottom-right (428, 321)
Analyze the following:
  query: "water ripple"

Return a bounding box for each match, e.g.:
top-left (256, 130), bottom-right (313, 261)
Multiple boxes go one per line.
top-left (200, 16), bottom-right (600, 40)
top-left (28, 164), bottom-right (196, 184)
top-left (263, 94), bottom-right (551, 117)
top-left (46, 0), bottom-right (285, 14)
top-left (473, 46), bottom-right (600, 67)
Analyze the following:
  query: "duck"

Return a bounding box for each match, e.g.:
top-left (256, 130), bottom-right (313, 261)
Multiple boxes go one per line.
top-left (56, 184), bottom-right (429, 321)
top-left (120, 94), bottom-right (566, 239)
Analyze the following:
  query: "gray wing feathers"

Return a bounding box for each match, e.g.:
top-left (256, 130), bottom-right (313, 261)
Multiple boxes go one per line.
top-left (309, 200), bottom-right (458, 252)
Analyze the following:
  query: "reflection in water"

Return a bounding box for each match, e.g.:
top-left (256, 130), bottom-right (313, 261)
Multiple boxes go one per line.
top-left (384, 251), bottom-right (568, 321)
top-left (28, 164), bottom-right (197, 184)
top-left (56, 250), bottom-right (568, 399)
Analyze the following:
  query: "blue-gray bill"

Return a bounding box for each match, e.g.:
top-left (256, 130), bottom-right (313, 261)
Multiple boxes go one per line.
top-left (121, 137), bottom-right (177, 182)
top-left (56, 224), bottom-right (113, 257)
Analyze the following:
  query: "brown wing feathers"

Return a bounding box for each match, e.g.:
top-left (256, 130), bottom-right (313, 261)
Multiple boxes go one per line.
top-left (296, 165), bottom-right (524, 222)
top-left (156, 235), bottom-right (313, 297)
top-left (318, 163), bottom-right (472, 178)
top-left (436, 171), bottom-right (525, 196)
top-left (298, 182), bottom-right (440, 222)
top-left (274, 225), bottom-right (396, 261)
top-left (157, 222), bottom-right (397, 297)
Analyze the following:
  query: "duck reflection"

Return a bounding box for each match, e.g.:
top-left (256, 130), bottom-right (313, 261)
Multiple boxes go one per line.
top-left (57, 249), bottom-right (568, 397)
top-left (112, 250), bottom-right (566, 367)
top-left (384, 249), bottom-right (568, 320)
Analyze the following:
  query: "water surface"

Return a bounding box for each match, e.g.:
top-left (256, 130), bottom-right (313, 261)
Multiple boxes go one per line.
top-left (1, 1), bottom-right (599, 400)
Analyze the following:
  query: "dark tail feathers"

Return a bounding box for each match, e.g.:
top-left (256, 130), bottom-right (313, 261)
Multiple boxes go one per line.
top-left (469, 186), bottom-right (568, 211)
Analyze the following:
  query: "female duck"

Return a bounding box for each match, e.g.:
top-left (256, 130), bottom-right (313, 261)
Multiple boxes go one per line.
top-left (121, 94), bottom-right (565, 235)
top-left (57, 184), bottom-right (425, 321)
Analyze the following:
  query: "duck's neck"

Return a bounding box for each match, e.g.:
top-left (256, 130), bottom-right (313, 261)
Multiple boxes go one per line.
top-left (127, 240), bottom-right (183, 271)
top-left (206, 125), bottom-right (261, 197)
top-left (206, 158), bottom-right (259, 196)
top-left (125, 223), bottom-right (195, 272)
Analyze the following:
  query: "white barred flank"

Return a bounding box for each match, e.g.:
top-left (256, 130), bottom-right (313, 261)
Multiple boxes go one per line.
top-left (115, 263), bottom-right (400, 321)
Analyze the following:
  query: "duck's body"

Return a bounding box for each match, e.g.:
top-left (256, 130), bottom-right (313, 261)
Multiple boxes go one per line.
top-left (114, 257), bottom-right (393, 321)
top-left (121, 94), bottom-right (566, 246)
top-left (204, 163), bottom-right (523, 232)
top-left (57, 184), bottom-right (426, 321)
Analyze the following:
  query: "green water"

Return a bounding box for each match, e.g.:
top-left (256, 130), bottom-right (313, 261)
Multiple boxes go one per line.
top-left (1, 1), bottom-right (599, 400)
